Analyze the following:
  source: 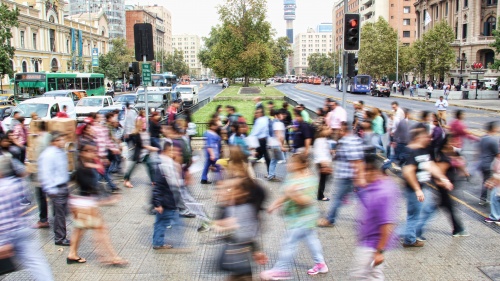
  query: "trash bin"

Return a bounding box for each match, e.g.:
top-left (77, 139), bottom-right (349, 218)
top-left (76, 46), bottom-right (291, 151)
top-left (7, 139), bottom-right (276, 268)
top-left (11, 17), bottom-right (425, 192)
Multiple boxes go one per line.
top-left (462, 91), bottom-right (469, 100)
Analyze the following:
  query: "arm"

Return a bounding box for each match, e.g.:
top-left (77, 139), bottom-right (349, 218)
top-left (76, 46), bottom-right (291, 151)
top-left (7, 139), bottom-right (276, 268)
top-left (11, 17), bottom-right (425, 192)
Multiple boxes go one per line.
top-left (285, 185), bottom-right (313, 206)
top-left (304, 138), bottom-right (311, 155)
top-left (373, 224), bottom-right (395, 266)
top-left (402, 164), bottom-right (425, 202)
top-left (352, 159), bottom-right (366, 187)
top-left (267, 195), bottom-right (287, 213)
top-left (428, 161), bottom-right (453, 190)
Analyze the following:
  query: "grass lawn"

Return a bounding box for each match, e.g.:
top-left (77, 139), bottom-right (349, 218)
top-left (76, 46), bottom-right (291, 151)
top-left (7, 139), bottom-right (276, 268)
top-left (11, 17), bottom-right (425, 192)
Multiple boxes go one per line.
top-left (192, 99), bottom-right (283, 124)
top-left (215, 84), bottom-right (285, 98)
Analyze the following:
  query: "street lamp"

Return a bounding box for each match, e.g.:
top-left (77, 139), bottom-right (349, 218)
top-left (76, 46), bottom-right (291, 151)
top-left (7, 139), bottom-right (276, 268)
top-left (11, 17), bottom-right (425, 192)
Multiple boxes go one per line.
top-left (457, 52), bottom-right (467, 86)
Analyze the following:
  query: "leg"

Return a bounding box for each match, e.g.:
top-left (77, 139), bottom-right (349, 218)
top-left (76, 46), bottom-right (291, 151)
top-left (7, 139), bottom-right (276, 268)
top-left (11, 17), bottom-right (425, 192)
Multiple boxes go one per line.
top-left (272, 228), bottom-right (303, 272)
top-left (351, 247), bottom-right (384, 281)
top-left (317, 165), bottom-right (327, 200)
top-left (439, 186), bottom-right (464, 234)
top-left (67, 228), bottom-right (85, 260)
top-left (262, 140), bottom-right (271, 173)
top-left (36, 186), bottom-right (48, 223)
top-left (326, 178), bottom-right (353, 224)
top-left (481, 170), bottom-right (492, 202)
top-left (124, 161), bottom-right (138, 181)
top-left (415, 188), bottom-right (436, 238)
top-left (268, 153), bottom-right (277, 178)
top-left (201, 154), bottom-right (211, 181)
top-left (152, 210), bottom-right (170, 247)
top-left (303, 228), bottom-right (325, 264)
top-left (403, 188), bottom-right (423, 245)
top-left (51, 189), bottom-right (69, 243)
top-left (489, 188), bottom-right (500, 220)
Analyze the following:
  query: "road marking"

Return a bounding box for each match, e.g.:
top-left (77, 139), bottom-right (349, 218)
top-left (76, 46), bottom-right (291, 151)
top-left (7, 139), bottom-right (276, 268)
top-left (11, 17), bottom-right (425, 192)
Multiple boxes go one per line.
top-left (427, 182), bottom-right (488, 218)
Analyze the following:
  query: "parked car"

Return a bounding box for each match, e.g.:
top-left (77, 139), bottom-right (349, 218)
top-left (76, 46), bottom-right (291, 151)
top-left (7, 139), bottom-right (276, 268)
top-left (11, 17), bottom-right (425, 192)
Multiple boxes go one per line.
top-left (114, 93), bottom-right (138, 106)
top-left (0, 106), bottom-right (13, 121)
top-left (42, 90), bottom-right (87, 105)
top-left (75, 96), bottom-right (114, 122)
top-left (135, 92), bottom-right (175, 119)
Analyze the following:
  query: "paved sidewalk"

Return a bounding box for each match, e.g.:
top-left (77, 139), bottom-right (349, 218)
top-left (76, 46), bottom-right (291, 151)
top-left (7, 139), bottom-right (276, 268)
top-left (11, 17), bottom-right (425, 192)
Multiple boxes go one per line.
top-left (2, 150), bottom-right (500, 280)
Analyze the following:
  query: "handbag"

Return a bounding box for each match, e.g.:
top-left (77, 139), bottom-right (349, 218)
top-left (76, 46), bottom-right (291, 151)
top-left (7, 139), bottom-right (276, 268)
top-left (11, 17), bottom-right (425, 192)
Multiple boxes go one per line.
top-left (69, 196), bottom-right (103, 229)
top-left (0, 245), bottom-right (16, 276)
top-left (218, 241), bottom-right (253, 274)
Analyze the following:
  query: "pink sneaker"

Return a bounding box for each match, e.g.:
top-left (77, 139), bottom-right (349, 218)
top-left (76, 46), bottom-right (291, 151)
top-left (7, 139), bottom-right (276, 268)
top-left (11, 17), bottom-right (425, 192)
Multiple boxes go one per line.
top-left (260, 269), bottom-right (292, 280)
top-left (307, 263), bottom-right (329, 275)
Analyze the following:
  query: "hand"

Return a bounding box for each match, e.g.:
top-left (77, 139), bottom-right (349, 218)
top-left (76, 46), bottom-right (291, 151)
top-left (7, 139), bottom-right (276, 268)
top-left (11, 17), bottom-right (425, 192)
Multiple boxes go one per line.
top-left (154, 206), bottom-right (163, 214)
top-left (441, 179), bottom-right (454, 191)
top-left (0, 244), bottom-right (14, 259)
top-left (415, 190), bottom-right (425, 202)
top-left (253, 251), bottom-right (268, 265)
top-left (210, 155), bottom-right (215, 161)
top-left (373, 252), bottom-right (384, 267)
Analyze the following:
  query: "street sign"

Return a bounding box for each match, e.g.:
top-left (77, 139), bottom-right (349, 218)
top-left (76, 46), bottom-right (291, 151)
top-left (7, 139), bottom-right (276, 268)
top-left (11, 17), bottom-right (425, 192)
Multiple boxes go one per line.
top-left (91, 48), bottom-right (99, 67)
top-left (142, 63), bottom-right (152, 83)
top-left (156, 62), bottom-right (160, 72)
top-left (470, 71), bottom-right (485, 74)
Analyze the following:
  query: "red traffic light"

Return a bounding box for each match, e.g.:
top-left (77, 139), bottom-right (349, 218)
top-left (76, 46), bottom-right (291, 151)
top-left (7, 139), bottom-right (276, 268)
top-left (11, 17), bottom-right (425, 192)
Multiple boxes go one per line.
top-left (349, 19), bottom-right (358, 28)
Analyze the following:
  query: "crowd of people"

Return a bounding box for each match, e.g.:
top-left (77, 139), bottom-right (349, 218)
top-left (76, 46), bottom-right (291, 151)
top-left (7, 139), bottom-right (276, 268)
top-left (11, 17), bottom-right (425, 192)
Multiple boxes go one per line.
top-left (0, 93), bottom-right (499, 280)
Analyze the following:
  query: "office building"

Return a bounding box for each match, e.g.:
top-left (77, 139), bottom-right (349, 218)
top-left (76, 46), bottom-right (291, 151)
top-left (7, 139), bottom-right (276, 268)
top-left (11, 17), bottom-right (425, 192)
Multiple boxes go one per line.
top-left (293, 28), bottom-right (333, 75)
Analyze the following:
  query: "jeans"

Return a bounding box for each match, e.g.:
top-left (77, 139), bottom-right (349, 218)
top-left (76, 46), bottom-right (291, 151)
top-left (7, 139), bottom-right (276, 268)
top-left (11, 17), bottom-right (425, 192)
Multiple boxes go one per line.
top-left (201, 154), bottom-right (220, 181)
top-left (372, 134), bottom-right (386, 155)
top-left (152, 209), bottom-right (184, 247)
top-left (481, 170), bottom-right (492, 201)
top-left (0, 228), bottom-right (53, 281)
top-left (383, 142), bottom-right (408, 170)
top-left (50, 187), bottom-right (69, 243)
top-left (351, 247), bottom-right (384, 280)
top-left (403, 188), bottom-right (425, 244)
top-left (124, 155), bottom-right (155, 182)
top-left (256, 138), bottom-right (270, 173)
top-left (326, 178), bottom-right (355, 224)
top-left (272, 227), bottom-right (325, 272)
top-left (489, 188), bottom-right (500, 220)
top-left (268, 146), bottom-right (284, 178)
top-left (150, 137), bottom-right (161, 150)
top-left (36, 186), bottom-right (48, 223)
top-left (100, 164), bottom-right (117, 190)
top-left (109, 154), bottom-right (122, 173)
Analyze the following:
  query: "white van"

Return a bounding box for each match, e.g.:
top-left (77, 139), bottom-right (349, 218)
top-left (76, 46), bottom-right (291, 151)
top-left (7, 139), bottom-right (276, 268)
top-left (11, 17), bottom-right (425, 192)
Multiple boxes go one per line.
top-left (176, 85), bottom-right (199, 106)
top-left (2, 97), bottom-right (76, 131)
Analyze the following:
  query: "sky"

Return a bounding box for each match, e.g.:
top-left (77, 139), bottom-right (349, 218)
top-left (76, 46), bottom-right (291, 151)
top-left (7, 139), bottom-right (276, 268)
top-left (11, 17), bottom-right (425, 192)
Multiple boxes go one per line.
top-left (125, 0), bottom-right (335, 38)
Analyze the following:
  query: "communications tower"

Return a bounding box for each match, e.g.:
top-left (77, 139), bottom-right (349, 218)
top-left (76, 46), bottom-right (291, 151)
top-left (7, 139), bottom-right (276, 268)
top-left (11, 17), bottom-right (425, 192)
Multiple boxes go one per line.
top-left (284, 0), bottom-right (296, 43)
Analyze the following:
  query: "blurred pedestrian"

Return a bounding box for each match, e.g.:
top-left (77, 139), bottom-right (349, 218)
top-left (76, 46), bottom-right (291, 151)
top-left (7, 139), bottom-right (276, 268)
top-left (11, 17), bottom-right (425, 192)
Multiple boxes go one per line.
top-left (32, 122), bottom-right (52, 229)
top-left (56, 105), bottom-right (69, 118)
top-left (314, 127), bottom-right (333, 201)
top-left (292, 109), bottom-right (313, 155)
top-left (479, 121), bottom-right (500, 206)
top-left (435, 96), bottom-right (448, 126)
top-left (249, 108), bottom-right (270, 173)
top-left (201, 119), bottom-right (221, 184)
top-left (267, 109), bottom-right (286, 181)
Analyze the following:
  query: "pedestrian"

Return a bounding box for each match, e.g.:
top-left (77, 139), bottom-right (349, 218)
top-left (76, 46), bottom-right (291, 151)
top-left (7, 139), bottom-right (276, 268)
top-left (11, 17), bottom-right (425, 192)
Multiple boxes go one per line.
top-left (296, 104), bottom-right (311, 123)
top-left (201, 119), bottom-right (221, 184)
top-left (167, 100), bottom-right (180, 125)
top-left (11, 115), bottom-right (27, 162)
top-left (0, 153), bottom-right (54, 281)
top-left (281, 102), bottom-right (293, 148)
top-left (228, 121), bottom-right (250, 157)
top-left (292, 108), bottom-right (313, 155)
top-left (123, 102), bottom-right (137, 143)
top-left (430, 113), bottom-right (446, 160)
top-left (326, 100), bottom-right (347, 141)
top-left (409, 84), bottom-right (415, 97)
top-left (443, 83), bottom-right (450, 100)
top-left (435, 96), bottom-right (448, 126)
top-left (371, 108), bottom-right (386, 155)
top-left (56, 105), bottom-right (69, 118)
top-left (484, 153), bottom-right (500, 224)
top-left (249, 108), bottom-right (270, 173)
top-left (401, 128), bottom-right (453, 247)
top-left (352, 101), bottom-right (365, 136)
top-left (314, 127), bottom-right (333, 201)
top-left (94, 114), bottom-right (121, 193)
top-left (479, 121), bottom-right (500, 206)
top-left (32, 121), bottom-right (52, 229)
top-left (254, 96), bottom-right (264, 110)
top-left (318, 121), bottom-right (365, 227)
top-left (383, 108), bottom-right (410, 171)
top-left (67, 141), bottom-right (128, 266)
top-left (351, 154), bottom-right (399, 280)
top-left (149, 111), bottom-right (162, 150)
top-left (449, 110), bottom-right (479, 152)
top-left (267, 109), bottom-right (286, 181)
top-left (261, 153), bottom-right (329, 280)
top-left (426, 84), bottom-right (433, 100)
top-left (312, 108), bottom-right (326, 130)
top-left (38, 131), bottom-right (71, 246)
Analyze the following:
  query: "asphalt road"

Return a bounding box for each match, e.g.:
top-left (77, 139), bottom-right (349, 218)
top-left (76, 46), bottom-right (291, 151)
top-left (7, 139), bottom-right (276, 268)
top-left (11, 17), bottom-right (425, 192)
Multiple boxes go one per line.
top-left (277, 82), bottom-right (498, 222)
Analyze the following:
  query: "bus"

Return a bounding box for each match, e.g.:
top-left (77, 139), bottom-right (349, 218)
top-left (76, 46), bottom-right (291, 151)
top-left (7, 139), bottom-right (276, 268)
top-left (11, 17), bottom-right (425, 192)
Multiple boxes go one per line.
top-left (347, 75), bottom-right (372, 94)
top-left (14, 72), bottom-right (105, 101)
top-left (152, 72), bottom-right (177, 89)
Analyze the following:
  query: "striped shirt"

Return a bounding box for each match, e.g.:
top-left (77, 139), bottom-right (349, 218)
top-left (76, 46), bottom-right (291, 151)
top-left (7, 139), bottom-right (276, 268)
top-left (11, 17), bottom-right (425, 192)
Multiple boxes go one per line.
top-left (334, 135), bottom-right (364, 179)
top-left (0, 176), bottom-right (28, 246)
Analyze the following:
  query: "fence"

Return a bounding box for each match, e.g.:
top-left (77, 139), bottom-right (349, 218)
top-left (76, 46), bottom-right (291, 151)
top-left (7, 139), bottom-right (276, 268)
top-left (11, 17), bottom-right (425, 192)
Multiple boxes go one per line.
top-left (176, 97), bottom-right (212, 119)
top-left (193, 122), bottom-right (254, 138)
top-left (283, 96), bottom-right (319, 119)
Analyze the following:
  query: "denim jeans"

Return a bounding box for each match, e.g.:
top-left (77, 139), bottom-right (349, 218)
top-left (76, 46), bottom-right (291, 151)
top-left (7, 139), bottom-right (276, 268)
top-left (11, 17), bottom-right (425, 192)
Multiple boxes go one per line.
top-left (272, 227), bottom-right (325, 272)
top-left (99, 164), bottom-right (117, 190)
top-left (403, 188), bottom-right (425, 244)
top-left (382, 142), bottom-right (407, 170)
top-left (152, 209), bottom-right (184, 247)
top-left (268, 146), bottom-right (284, 178)
top-left (489, 188), bottom-right (500, 221)
top-left (0, 228), bottom-right (53, 281)
top-left (201, 153), bottom-right (220, 181)
top-left (326, 178), bottom-right (355, 224)
top-left (372, 134), bottom-right (386, 155)
top-left (481, 170), bottom-right (492, 201)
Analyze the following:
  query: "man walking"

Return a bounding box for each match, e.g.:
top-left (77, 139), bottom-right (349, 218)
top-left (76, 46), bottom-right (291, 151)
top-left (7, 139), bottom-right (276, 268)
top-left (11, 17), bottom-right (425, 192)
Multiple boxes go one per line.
top-left (435, 96), bottom-right (448, 126)
top-left (292, 108), bottom-right (313, 155)
top-left (479, 121), bottom-right (500, 206)
top-left (327, 101), bottom-right (347, 141)
top-left (267, 109), bottom-right (286, 181)
top-left (249, 108), bottom-right (270, 173)
top-left (38, 131), bottom-right (71, 246)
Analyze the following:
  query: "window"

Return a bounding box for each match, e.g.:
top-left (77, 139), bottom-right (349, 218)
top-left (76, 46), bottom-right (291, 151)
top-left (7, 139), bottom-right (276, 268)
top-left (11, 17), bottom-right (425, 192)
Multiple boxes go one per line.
top-left (22, 61), bottom-right (27, 72)
top-left (445, 2), bottom-right (448, 16)
top-left (32, 33), bottom-right (37, 50)
top-left (462, 23), bottom-right (467, 39)
top-left (403, 6), bottom-right (410, 13)
top-left (463, 0), bottom-right (468, 8)
top-left (484, 16), bottom-right (496, 36)
top-left (435, 6), bottom-right (438, 19)
top-left (49, 29), bottom-right (55, 52)
top-left (403, 19), bottom-right (410, 25)
top-left (487, 0), bottom-right (498, 5)
top-left (403, 31), bottom-right (411, 37)
top-left (456, 0), bottom-right (459, 12)
top-left (20, 31), bottom-right (25, 48)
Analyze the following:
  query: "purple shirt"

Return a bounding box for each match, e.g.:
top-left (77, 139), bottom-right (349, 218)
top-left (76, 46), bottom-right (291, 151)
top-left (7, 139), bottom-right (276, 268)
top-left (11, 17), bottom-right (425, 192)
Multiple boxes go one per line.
top-left (357, 178), bottom-right (399, 249)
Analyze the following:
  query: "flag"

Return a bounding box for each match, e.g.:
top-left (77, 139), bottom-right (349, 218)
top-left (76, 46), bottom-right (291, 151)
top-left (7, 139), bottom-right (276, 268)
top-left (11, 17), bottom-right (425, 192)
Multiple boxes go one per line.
top-left (424, 10), bottom-right (432, 26)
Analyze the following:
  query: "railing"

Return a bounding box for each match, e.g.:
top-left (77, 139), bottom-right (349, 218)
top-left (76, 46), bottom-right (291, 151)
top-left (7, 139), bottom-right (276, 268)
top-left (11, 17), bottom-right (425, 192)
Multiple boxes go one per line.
top-left (284, 96), bottom-right (319, 119)
top-left (193, 122), bottom-right (254, 138)
top-left (175, 97), bottom-right (211, 119)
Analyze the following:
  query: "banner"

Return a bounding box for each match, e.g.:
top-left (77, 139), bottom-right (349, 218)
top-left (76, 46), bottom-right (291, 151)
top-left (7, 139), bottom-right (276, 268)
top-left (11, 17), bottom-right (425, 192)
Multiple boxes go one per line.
top-left (92, 48), bottom-right (99, 67)
top-left (424, 10), bottom-right (432, 26)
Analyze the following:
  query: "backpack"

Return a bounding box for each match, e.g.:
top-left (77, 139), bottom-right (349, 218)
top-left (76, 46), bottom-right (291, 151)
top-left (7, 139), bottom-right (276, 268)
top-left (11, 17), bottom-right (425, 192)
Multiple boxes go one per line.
top-left (381, 114), bottom-right (387, 134)
top-left (268, 117), bottom-right (275, 138)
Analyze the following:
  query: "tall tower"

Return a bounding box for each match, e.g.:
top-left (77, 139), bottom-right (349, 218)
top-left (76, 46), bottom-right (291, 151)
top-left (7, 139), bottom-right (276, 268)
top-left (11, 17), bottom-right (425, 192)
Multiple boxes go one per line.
top-left (284, 0), bottom-right (296, 43)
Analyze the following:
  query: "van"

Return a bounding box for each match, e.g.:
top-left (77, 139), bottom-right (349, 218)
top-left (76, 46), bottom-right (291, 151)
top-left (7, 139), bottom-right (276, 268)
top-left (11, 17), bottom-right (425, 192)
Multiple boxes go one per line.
top-left (1, 97), bottom-right (76, 131)
top-left (480, 78), bottom-right (497, 90)
top-left (176, 85), bottom-right (199, 107)
top-left (42, 90), bottom-right (87, 105)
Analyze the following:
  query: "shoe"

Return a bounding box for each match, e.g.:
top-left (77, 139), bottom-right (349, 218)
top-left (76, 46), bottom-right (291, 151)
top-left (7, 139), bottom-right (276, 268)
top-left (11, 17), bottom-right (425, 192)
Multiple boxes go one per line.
top-left (416, 236), bottom-right (427, 242)
top-left (55, 239), bottom-right (71, 246)
top-left (317, 218), bottom-right (334, 228)
top-left (452, 230), bottom-right (470, 237)
top-left (67, 257), bottom-right (87, 264)
top-left (200, 180), bottom-right (212, 184)
top-left (402, 241), bottom-right (424, 248)
top-left (20, 197), bottom-right (31, 206)
top-left (318, 197), bottom-right (330, 202)
top-left (111, 188), bottom-right (122, 194)
top-left (124, 181), bottom-right (134, 188)
top-left (180, 212), bottom-right (196, 218)
top-left (267, 175), bottom-right (275, 181)
top-left (484, 217), bottom-right (498, 223)
top-left (307, 263), bottom-right (329, 275)
top-left (32, 221), bottom-right (50, 229)
top-left (260, 269), bottom-right (292, 280)
top-left (153, 244), bottom-right (173, 250)
top-left (197, 223), bottom-right (210, 233)
top-left (257, 158), bottom-right (266, 163)
top-left (479, 199), bottom-right (488, 206)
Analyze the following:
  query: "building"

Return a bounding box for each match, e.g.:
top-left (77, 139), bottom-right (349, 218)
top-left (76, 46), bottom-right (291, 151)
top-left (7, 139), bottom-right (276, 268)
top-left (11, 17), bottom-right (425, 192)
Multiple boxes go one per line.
top-left (1, 0), bottom-right (109, 90)
top-left (172, 34), bottom-right (206, 78)
top-left (67, 0), bottom-right (125, 40)
top-left (332, 0), bottom-right (417, 51)
top-left (138, 5), bottom-right (172, 54)
top-left (284, 0), bottom-right (297, 43)
top-left (317, 23), bottom-right (333, 33)
top-left (414, 0), bottom-right (500, 83)
top-left (293, 28), bottom-right (333, 75)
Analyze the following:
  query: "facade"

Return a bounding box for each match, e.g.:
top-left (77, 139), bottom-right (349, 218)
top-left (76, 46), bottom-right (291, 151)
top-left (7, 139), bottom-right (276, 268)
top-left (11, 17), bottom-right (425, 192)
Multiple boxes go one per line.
top-left (414, 0), bottom-right (500, 83)
top-left (1, 0), bottom-right (109, 90)
top-left (172, 34), bottom-right (206, 78)
top-left (67, 0), bottom-right (125, 40)
top-left (293, 28), bottom-right (333, 75)
top-left (125, 8), bottom-right (166, 58)
top-left (139, 5), bottom-right (172, 54)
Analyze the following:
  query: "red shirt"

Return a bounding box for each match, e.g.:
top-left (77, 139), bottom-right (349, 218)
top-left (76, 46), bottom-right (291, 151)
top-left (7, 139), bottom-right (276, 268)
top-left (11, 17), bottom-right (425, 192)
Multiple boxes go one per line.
top-left (168, 106), bottom-right (177, 124)
top-left (56, 111), bottom-right (69, 118)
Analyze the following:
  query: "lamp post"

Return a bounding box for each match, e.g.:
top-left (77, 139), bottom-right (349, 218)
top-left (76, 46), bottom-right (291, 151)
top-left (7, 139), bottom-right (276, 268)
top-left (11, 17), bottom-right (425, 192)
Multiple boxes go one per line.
top-left (457, 52), bottom-right (467, 86)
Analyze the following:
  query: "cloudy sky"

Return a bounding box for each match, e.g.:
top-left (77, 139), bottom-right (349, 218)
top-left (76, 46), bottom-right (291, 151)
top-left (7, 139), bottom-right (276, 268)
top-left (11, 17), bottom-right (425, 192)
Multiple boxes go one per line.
top-left (125, 0), bottom-right (335, 38)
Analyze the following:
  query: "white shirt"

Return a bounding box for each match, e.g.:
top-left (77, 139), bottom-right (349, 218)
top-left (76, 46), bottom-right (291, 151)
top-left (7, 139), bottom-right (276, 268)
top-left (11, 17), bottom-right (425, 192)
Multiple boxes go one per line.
top-left (313, 138), bottom-right (332, 164)
top-left (427, 86), bottom-right (434, 92)
top-left (268, 120), bottom-right (285, 146)
top-left (435, 99), bottom-right (448, 111)
top-left (392, 107), bottom-right (405, 134)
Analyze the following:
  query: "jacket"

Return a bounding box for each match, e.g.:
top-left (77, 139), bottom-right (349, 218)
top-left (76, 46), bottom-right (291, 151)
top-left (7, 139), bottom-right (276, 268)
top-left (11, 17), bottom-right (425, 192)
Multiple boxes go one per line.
top-left (152, 165), bottom-right (177, 210)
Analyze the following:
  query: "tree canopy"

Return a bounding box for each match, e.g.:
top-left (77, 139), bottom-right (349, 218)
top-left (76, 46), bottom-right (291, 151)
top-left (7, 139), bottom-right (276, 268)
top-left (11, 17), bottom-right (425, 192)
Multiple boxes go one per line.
top-left (95, 38), bottom-right (133, 81)
top-left (307, 52), bottom-right (341, 78)
top-left (0, 4), bottom-right (19, 81)
top-left (421, 21), bottom-right (455, 81)
top-left (157, 49), bottom-right (189, 77)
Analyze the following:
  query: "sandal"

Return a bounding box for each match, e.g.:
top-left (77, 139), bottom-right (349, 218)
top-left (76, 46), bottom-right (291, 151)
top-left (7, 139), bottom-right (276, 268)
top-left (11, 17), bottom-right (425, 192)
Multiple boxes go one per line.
top-left (67, 257), bottom-right (87, 264)
top-left (320, 197), bottom-right (330, 201)
top-left (102, 257), bottom-right (129, 267)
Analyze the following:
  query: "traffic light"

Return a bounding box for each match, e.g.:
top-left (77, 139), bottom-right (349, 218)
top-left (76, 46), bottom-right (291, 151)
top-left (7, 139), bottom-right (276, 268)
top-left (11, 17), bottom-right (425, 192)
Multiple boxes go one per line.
top-left (344, 13), bottom-right (360, 51)
top-left (347, 53), bottom-right (358, 78)
top-left (129, 62), bottom-right (139, 74)
top-left (133, 74), bottom-right (141, 88)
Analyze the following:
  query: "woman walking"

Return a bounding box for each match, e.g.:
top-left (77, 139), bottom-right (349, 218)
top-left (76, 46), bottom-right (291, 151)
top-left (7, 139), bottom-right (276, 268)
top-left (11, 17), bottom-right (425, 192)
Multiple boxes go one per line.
top-left (313, 128), bottom-right (332, 201)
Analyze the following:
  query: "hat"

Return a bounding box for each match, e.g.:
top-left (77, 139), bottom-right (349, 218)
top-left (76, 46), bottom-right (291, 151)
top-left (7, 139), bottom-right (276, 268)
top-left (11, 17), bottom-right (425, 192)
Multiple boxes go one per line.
top-left (50, 130), bottom-right (65, 142)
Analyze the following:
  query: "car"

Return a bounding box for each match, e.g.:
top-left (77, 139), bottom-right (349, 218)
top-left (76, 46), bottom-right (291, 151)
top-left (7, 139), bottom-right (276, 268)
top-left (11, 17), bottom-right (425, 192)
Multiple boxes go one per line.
top-left (371, 85), bottom-right (391, 97)
top-left (114, 94), bottom-right (137, 106)
top-left (0, 105), bottom-right (13, 121)
top-left (0, 93), bottom-right (15, 106)
top-left (42, 90), bottom-right (87, 105)
top-left (135, 92), bottom-right (176, 119)
top-left (75, 96), bottom-right (114, 122)
top-left (135, 86), bottom-right (167, 94)
top-left (323, 79), bottom-right (331, 86)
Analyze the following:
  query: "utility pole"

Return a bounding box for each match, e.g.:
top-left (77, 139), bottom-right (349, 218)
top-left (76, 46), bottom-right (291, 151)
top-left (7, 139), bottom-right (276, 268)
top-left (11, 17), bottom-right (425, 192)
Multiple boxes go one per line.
top-left (342, 0), bottom-right (348, 108)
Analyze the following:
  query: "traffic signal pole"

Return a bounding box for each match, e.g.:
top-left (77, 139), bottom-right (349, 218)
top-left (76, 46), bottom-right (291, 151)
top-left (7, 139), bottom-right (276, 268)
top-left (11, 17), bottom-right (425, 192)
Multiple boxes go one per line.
top-left (342, 0), bottom-right (348, 108)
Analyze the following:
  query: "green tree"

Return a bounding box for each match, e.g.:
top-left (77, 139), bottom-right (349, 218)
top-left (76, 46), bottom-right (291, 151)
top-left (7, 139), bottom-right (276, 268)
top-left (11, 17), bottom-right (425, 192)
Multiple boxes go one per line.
top-left (490, 17), bottom-right (500, 70)
top-left (269, 36), bottom-right (293, 76)
top-left (0, 4), bottom-right (19, 88)
top-left (421, 21), bottom-right (455, 81)
top-left (358, 17), bottom-right (397, 79)
top-left (160, 49), bottom-right (189, 77)
top-left (398, 44), bottom-right (416, 80)
top-left (95, 38), bottom-right (133, 82)
top-left (307, 51), bottom-right (341, 77)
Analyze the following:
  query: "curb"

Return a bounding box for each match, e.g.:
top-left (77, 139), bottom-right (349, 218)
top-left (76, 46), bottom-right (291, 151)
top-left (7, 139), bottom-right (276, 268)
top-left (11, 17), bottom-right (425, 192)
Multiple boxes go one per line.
top-left (390, 93), bottom-right (500, 113)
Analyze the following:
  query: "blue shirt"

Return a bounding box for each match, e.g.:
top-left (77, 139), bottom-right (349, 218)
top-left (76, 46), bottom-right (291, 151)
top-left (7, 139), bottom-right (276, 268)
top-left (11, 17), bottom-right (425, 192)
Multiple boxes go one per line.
top-left (204, 130), bottom-right (221, 159)
top-left (250, 116), bottom-right (269, 139)
top-left (38, 145), bottom-right (69, 196)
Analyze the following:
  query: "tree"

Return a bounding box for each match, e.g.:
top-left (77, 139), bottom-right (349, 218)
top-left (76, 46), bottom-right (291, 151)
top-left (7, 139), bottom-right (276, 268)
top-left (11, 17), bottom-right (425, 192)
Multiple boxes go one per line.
top-left (95, 38), bottom-right (133, 82)
top-left (398, 44), bottom-right (416, 81)
top-left (358, 17), bottom-right (397, 79)
top-left (0, 4), bottom-right (19, 87)
top-left (269, 36), bottom-right (293, 76)
top-left (490, 17), bottom-right (500, 70)
top-left (158, 49), bottom-right (189, 77)
top-left (421, 21), bottom-right (455, 81)
top-left (307, 52), bottom-right (341, 77)
top-left (201, 0), bottom-right (274, 86)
